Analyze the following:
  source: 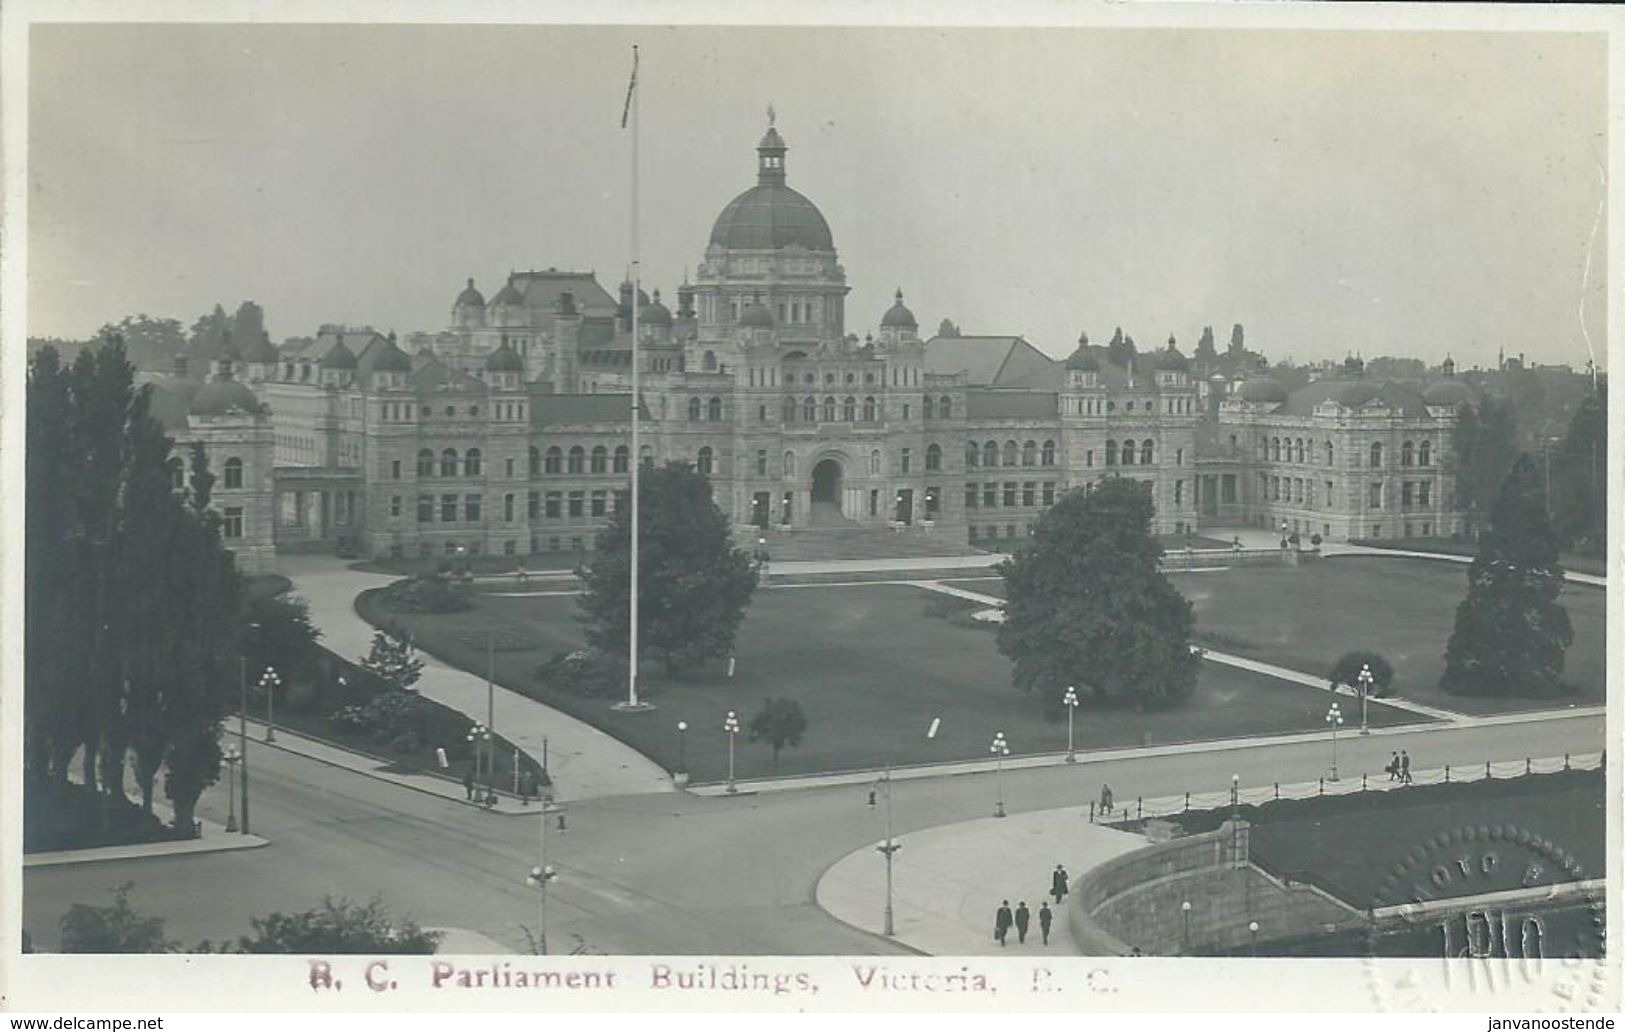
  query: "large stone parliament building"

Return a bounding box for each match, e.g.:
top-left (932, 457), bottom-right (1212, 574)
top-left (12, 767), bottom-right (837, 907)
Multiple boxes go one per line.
top-left (149, 121), bottom-right (1472, 572)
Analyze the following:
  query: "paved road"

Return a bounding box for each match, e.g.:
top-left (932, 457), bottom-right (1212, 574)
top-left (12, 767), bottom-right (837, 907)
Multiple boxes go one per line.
top-left (23, 707), bottom-right (1602, 956)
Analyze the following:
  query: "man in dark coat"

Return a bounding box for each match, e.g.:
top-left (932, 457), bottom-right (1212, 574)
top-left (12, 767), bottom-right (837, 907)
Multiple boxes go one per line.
top-left (1051, 864), bottom-right (1069, 905)
top-left (995, 901), bottom-right (1013, 946)
top-left (463, 768), bottom-right (475, 801)
top-left (1400, 750), bottom-right (1412, 784)
top-left (1038, 902), bottom-right (1053, 945)
top-left (1388, 752), bottom-right (1401, 781)
top-left (1014, 901), bottom-right (1031, 944)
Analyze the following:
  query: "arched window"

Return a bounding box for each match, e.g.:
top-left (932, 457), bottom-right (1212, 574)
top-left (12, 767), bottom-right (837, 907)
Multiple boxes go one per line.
top-left (843, 396), bottom-right (857, 421)
top-left (168, 457), bottom-right (185, 490)
top-left (983, 441), bottom-right (998, 468)
top-left (1003, 441), bottom-right (1018, 466)
top-left (465, 448), bottom-right (482, 476)
top-left (441, 448), bottom-right (459, 477)
top-left (803, 396), bottom-right (817, 422)
top-left (528, 446), bottom-right (541, 476)
top-left (702, 351), bottom-right (717, 372)
top-left (923, 396), bottom-right (935, 419)
top-left (1401, 440), bottom-right (1414, 467)
top-left (1141, 439), bottom-right (1154, 465)
top-left (926, 444), bottom-right (942, 471)
top-left (940, 396), bottom-right (952, 419)
top-left (568, 446), bottom-right (585, 474)
top-left (823, 396), bottom-right (837, 422)
top-left (1042, 440), bottom-right (1056, 466)
top-left (870, 450), bottom-right (882, 476)
top-left (784, 452), bottom-right (796, 477)
top-left (640, 444), bottom-right (654, 465)
top-left (1370, 442), bottom-right (1383, 468)
top-left (1022, 441), bottom-right (1037, 466)
top-left (613, 446), bottom-right (629, 473)
top-left (1106, 439), bottom-right (1117, 466)
top-left (418, 449), bottom-right (435, 476)
top-left (783, 396), bottom-right (797, 423)
top-left (591, 446), bottom-right (607, 473)
top-left (688, 397), bottom-right (702, 421)
top-left (863, 397), bottom-right (877, 422)
top-left (1419, 440), bottom-right (1431, 467)
top-left (1270, 437), bottom-right (1281, 462)
top-left (545, 447), bottom-right (562, 474)
top-left (1121, 440), bottom-right (1136, 466)
top-left (966, 442), bottom-right (980, 468)
top-left (697, 447), bottom-right (713, 476)
top-left (1325, 441), bottom-right (1334, 466)
top-left (223, 457), bottom-right (243, 489)
top-left (1296, 438), bottom-right (1305, 463)
top-left (708, 397), bottom-right (722, 421)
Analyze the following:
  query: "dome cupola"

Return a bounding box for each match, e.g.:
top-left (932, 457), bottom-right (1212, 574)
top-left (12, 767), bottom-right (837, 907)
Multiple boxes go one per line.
top-left (456, 277), bottom-right (486, 308)
top-left (881, 289), bottom-right (917, 329)
top-left (708, 117), bottom-right (835, 252)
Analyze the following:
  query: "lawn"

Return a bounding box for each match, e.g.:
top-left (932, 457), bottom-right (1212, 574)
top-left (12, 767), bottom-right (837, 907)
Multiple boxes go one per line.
top-left (362, 581), bottom-right (1421, 783)
top-left (947, 555), bottom-right (1606, 716)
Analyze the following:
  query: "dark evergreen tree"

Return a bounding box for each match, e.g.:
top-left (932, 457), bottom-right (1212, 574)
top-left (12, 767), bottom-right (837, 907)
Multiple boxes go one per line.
top-left (577, 462), bottom-right (758, 675)
top-left (996, 479), bottom-right (1199, 708)
top-left (361, 624), bottom-right (425, 693)
top-left (1455, 397), bottom-right (1520, 529)
top-left (1552, 377), bottom-right (1606, 553)
top-left (1440, 456), bottom-right (1574, 697)
top-left (1194, 325), bottom-right (1217, 360)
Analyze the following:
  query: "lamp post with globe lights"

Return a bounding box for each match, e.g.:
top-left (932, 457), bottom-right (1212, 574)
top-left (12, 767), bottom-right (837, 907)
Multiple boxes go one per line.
top-left (724, 711), bottom-right (741, 793)
top-left (467, 723), bottom-right (493, 803)
top-left (259, 667), bottom-right (282, 742)
top-left (1324, 703), bottom-right (1343, 781)
top-left (990, 731), bottom-right (1010, 818)
top-left (1248, 920), bottom-right (1259, 956)
top-left (1356, 664), bottom-right (1375, 736)
top-left (675, 721), bottom-right (689, 785)
top-left (222, 742), bottom-right (241, 832)
top-left (525, 796), bottom-right (565, 956)
top-left (1181, 900), bottom-right (1193, 952)
top-left (1062, 686), bottom-right (1079, 762)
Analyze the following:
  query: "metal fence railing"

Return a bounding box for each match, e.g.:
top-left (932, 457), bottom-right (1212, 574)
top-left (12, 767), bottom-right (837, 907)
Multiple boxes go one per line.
top-left (1088, 752), bottom-right (1604, 824)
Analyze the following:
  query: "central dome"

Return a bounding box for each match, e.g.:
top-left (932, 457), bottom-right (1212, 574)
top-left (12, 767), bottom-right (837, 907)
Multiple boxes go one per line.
top-left (708, 123), bottom-right (834, 252)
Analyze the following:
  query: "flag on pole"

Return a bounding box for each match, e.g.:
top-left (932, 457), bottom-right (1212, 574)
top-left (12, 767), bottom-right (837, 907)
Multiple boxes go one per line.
top-left (621, 45), bottom-right (639, 128)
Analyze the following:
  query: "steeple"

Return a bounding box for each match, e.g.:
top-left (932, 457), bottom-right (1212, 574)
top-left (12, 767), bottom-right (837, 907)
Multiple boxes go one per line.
top-left (757, 108), bottom-right (787, 186)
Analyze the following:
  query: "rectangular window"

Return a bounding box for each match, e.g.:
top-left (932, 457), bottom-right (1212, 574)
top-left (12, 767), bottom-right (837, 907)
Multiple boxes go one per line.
top-left (757, 449), bottom-right (768, 476)
top-left (568, 491), bottom-right (584, 518)
top-left (1086, 450), bottom-right (1094, 467)
top-left (984, 483), bottom-right (997, 508)
top-left (546, 492), bottom-right (562, 518)
top-left (223, 507), bottom-right (243, 539)
top-left (391, 459), bottom-right (401, 480)
top-left (1370, 482), bottom-right (1383, 509)
top-left (1042, 482), bottom-right (1055, 507)
top-left (465, 494), bottom-right (482, 522)
top-left (591, 490), bottom-right (607, 517)
top-left (1022, 482), bottom-right (1036, 507)
top-left (390, 495), bottom-right (402, 518)
top-left (418, 495), bottom-right (434, 523)
top-left (965, 484), bottom-right (978, 509)
top-left (901, 448), bottom-right (912, 474)
top-left (1003, 482), bottom-right (1017, 508)
top-left (1174, 480), bottom-right (1183, 505)
top-left (528, 490), bottom-right (540, 520)
top-left (1419, 481), bottom-right (1432, 506)
top-left (1402, 481), bottom-right (1415, 507)
top-left (504, 493), bottom-right (516, 521)
top-left (506, 457), bottom-right (516, 477)
top-left (614, 490), bottom-right (628, 515)
top-left (441, 494), bottom-right (458, 522)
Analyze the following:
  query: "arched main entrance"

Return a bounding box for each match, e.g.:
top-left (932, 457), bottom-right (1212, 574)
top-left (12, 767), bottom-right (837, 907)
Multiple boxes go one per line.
top-left (811, 458), bottom-right (843, 508)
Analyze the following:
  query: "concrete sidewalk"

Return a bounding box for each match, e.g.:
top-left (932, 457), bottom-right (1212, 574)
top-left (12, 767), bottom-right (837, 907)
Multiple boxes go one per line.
top-left (816, 809), bottom-right (1145, 955)
top-left (277, 555), bottom-right (672, 803)
top-left (25, 827), bottom-right (268, 869)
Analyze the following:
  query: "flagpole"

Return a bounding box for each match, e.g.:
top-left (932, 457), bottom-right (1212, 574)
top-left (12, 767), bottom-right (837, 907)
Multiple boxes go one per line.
top-left (624, 44), bottom-right (645, 711)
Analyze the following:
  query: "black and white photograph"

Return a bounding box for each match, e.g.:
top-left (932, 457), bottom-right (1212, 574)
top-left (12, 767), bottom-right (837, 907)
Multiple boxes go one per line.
top-left (2, 1), bottom-right (1618, 1017)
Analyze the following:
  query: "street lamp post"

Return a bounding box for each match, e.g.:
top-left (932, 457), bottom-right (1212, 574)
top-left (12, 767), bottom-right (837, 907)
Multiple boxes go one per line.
top-left (1356, 664), bottom-right (1374, 736)
top-left (526, 798), bottom-right (561, 955)
top-left (1325, 702), bottom-right (1343, 781)
top-left (676, 720), bottom-right (688, 784)
top-left (876, 763), bottom-right (900, 936)
top-left (1181, 900), bottom-right (1193, 952)
top-left (1248, 920), bottom-right (1259, 957)
top-left (238, 653), bottom-right (250, 835)
top-left (1230, 774), bottom-right (1240, 816)
top-left (724, 711), bottom-right (741, 793)
top-left (467, 723), bottom-right (492, 802)
top-left (1062, 686), bottom-right (1079, 763)
top-left (485, 631), bottom-right (496, 799)
top-left (222, 742), bottom-right (241, 833)
top-left (259, 667), bottom-right (281, 742)
top-left (990, 731), bottom-right (1010, 818)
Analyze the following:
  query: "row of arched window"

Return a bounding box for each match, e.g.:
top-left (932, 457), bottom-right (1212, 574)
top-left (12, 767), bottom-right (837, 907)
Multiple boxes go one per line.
top-left (965, 440), bottom-right (1058, 468)
top-left (533, 445), bottom-right (632, 476)
top-left (1262, 437), bottom-right (1430, 468)
top-left (1104, 439), bottom-right (1155, 466)
top-left (688, 397), bottom-right (725, 421)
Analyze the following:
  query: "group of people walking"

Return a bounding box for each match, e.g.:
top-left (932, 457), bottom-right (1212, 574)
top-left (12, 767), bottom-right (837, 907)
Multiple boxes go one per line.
top-left (993, 864), bottom-right (1069, 947)
top-left (1387, 750), bottom-right (1414, 784)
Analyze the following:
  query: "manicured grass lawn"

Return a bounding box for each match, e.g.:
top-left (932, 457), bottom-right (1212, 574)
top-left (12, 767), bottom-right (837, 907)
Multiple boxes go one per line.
top-left (365, 582), bottom-right (1420, 783)
top-left (947, 555), bottom-right (1606, 716)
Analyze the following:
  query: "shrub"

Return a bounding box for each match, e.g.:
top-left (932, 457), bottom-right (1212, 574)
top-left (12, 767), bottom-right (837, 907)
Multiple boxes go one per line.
top-left (1328, 650), bottom-right (1396, 698)
top-left (60, 882), bottom-right (177, 953)
top-left (376, 575), bottom-right (471, 614)
top-left (536, 649), bottom-right (624, 698)
top-left (389, 731), bottom-right (424, 754)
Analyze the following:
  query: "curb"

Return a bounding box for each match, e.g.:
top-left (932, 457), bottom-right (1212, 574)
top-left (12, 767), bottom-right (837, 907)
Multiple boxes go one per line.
top-left (25, 829), bottom-right (270, 868)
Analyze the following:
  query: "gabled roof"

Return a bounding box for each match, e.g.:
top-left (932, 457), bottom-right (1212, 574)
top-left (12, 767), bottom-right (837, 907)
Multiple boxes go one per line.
top-left (924, 335), bottom-right (1059, 388)
top-left (509, 270), bottom-right (619, 316)
top-left (965, 390), bottom-right (1059, 420)
top-left (1272, 379), bottom-right (1434, 419)
top-left (408, 356), bottom-right (488, 394)
top-left (530, 393), bottom-right (636, 428)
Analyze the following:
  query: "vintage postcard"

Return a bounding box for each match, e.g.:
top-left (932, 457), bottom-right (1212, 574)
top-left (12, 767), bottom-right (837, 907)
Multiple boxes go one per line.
top-left (1, 0), bottom-right (1619, 1019)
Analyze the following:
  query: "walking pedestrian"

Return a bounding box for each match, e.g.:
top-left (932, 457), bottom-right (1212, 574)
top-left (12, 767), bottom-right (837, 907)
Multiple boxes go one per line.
top-left (1038, 902), bottom-right (1053, 945)
top-left (1400, 751), bottom-right (1412, 784)
top-left (1387, 752), bottom-right (1400, 781)
top-left (1099, 783), bottom-right (1114, 815)
top-left (994, 901), bottom-right (1013, 947)
top-left (1014, 901), bottom-right (1031, 944)
top-left (463, 767), bottom-right (475, 801)
top-left (1051, 864), bottom-right (1070, 905)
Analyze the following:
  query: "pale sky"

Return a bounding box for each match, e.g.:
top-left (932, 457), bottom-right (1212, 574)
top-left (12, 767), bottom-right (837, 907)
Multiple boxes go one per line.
top-left (26, 23), bottom-right (1608, 370)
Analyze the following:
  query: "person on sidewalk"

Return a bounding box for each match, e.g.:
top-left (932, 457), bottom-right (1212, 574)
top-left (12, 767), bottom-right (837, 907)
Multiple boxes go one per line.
top-left (994, 901), bottom-right (1013, 947)
top-left (1051, 864), bottom-right (1070, 905)
top-left (463, 768), bottom-right (475, 801)
top-left (1387, 752), bottom-right (1400, 781)
top-left (1038, 902), bottom-right (1053, 945)
top-left (1099, 784), bottom-right (1114, 816)
top-left (1400, 751), bottom-right (1412, 784)
top-left (1014, 901), bottom-right (1031, 944)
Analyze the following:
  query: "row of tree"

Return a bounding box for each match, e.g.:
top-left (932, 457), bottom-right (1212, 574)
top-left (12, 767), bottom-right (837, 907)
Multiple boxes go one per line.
top-left (28, 300), bottom-right (271, 372)
top-left (26, 338), bottom-right (243, 834)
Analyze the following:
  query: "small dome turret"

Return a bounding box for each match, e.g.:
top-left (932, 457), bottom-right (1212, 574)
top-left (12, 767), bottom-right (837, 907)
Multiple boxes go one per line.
top-left (1065, 346), bottom-right (1100, 372)
top-left (881, 289), bottom-right (917, 329)
top-left (456, 277), bottom-right (486, 307)
top-left (1155, 335), bottom-right (1189, 370)
top-left (190, 379), bottom-right (261, 416)
top-left (641, 290), bottom-right (673, 327)
top-left (491, 278), bottom-right (524, 306)
top-left (486, 342), bottom-right (524, 373)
